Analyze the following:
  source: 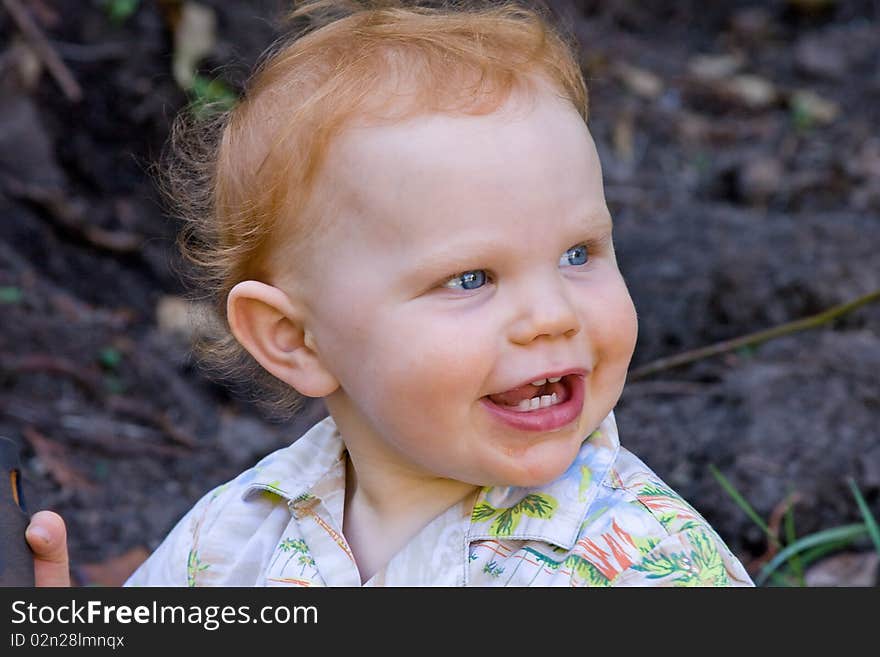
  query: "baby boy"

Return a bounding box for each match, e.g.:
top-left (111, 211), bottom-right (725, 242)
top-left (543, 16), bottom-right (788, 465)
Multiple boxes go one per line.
top-left (28, 0), bottom-right (752, 587)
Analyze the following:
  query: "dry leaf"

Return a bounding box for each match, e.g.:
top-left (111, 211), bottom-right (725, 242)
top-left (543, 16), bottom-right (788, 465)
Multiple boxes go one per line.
top-left (718, 74), bottom-right (778, 109)
top-left (614, 62), bottom-right (663, 100)
top-left (8, 36), bottom-right (44, 90)
top-left (613, 113), bottom-right (635, 162)
top-left (172, 2), bottom-right (217, 90)
top-left (687, 53), bottom-right (745, 81)
top-left (789, 89), bottom-right (839, 125)
top-left (156, 295), bottom-right (216, 342)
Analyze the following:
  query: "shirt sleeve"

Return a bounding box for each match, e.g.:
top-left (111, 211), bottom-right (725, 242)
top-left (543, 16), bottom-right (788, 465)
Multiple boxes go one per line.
top-left (612, 525), bottom-right (755, 587)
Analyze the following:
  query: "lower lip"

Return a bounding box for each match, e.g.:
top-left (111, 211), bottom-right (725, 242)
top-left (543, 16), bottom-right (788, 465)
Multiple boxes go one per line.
top-left (480, 375), bottom-right (585, 432)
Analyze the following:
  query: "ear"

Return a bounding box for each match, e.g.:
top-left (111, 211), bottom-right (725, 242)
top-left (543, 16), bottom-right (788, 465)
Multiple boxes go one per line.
top-left (226, 280), bottom-right (338, 398)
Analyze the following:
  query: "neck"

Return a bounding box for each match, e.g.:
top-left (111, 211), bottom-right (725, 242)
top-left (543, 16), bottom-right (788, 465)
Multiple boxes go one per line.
top-left (343, 446), bottom-right (478, 524)
top-left (340, 445), bottom-right (479, 584)
top-left (324, 398), bottom-right (481, 582)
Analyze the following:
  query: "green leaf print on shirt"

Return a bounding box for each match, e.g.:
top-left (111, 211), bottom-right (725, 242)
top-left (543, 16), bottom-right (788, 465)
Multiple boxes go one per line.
top-left (471, 493), bottom-right (558, 536)
top-left (277, 538), bottom-right (312, 577)
top-left (269, 538), bottom-right (299, 572)
top-left (186, 549), bottom-right (209, 587)
top-left (471, 503), bottom-right (497, 522)
top-left (482, 561), bottom-right (505, 578)
top-left (686, 529), bottom-right (731, 586)
top-left (638, 481), bottom-right (677, 497)
top-left (297, 553), bottom-right (317, 576)
top-left (578, 465), bottom-right (593, 502)
top-left (525, 550), bottom-right (562, 585)
top-left (564, 553), bottom-right (612, 587)
top-left (630, 529), bottom-right (731, 586)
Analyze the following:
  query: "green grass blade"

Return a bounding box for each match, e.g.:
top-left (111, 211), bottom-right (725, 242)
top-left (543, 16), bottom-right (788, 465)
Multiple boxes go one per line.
top-left (755, 523), bottom-right (868, 586)
top-left (796, 538), bottom-right (862, 571)
top-left (709, 464), bottom-right (778, 547)
top-left (783, 499), bottom-right (804, 586)
top-left (766, 571), bottom-right (799, 587)
top-left (848, 478), bottom-right (880, 557)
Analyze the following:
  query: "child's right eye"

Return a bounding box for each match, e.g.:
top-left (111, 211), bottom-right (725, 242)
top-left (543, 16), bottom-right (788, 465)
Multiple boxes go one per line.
top-left (442, 270), bottom-right (489, 291)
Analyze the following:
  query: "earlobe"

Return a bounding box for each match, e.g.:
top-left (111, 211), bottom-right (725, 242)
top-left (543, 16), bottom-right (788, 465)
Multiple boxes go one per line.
top-left (226, 281), bottom-right (338, 397)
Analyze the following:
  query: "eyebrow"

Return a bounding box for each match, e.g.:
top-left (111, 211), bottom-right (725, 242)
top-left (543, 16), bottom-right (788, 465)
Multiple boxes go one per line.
top-left (408, 212), bottom-right (613, 278)
top-left (411, 240), bottom-right (507, 278)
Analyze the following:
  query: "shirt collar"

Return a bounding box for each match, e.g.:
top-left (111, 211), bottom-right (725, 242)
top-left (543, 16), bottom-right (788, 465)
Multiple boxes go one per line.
top-left (241, 414), bottom-right (345, 506)
top-left (243, 411), bottom-right (621, 551)
top-left (466, 412), bottom-right (620, 550)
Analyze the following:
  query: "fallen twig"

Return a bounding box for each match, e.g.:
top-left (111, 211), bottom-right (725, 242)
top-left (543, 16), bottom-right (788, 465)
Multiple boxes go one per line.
top-left (0, 353), bottom-right (103, 397)
top-left (747, 492), bottom-right (802, 576)
top-left (22, 426), bottom-right (97, 492)
top-left (2, 176), bottom-right (143, 254)
top-left (58, 414), bottom-right (192, 458)
top-left (8, 343), bottom-right (206, 451)
top-left (0, 399), bottom-right (191, 459)
top-left (0, 242), bottom-right (135, 329)
top-left (628, 288), bottom-right (880, 380)
top-left (105, 395), bottom-right (198, 449)
top-left (1, 0), bottom-right (82, 102)
top-left (0, 353), bottom-right (199, 449)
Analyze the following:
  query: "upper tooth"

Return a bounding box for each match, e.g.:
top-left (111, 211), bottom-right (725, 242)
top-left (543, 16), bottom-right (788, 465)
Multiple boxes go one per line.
top-left (531, 376), bottom-right (562, 386)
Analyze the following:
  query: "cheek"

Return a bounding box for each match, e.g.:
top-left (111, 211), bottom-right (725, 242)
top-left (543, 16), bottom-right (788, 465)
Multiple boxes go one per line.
top-left (586, 277), bottom-right (638, 363)
top-left (311, 290), bottom-right (390, 397)
top-left (612, 287), bottom-right (639, 357)
top-left (377, 310), bottom-right (491, 402)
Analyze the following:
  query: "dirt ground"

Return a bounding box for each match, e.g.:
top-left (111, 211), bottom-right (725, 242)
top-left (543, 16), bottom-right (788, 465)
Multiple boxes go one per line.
top-left (1, 0), bottom-right (878, 586)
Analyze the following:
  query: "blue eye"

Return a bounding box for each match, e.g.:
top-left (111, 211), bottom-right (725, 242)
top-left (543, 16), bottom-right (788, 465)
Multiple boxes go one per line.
top-left (561, 243), bottom-right (589, 267)
top-left (441, 243), bottom-right (590, 292)
top-left (443, 270), bottom-right (488, 291)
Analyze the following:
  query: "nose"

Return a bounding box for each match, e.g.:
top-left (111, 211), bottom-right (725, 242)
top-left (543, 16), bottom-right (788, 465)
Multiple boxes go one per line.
top-left (507, 274), bottom-right (580, 345)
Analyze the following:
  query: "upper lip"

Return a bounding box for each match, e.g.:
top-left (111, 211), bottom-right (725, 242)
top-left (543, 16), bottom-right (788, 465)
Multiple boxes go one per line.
top-left (485, 367), bottom-right (588, 396)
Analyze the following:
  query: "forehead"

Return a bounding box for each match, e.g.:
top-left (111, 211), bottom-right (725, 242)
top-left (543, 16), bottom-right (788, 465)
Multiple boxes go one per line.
top-left (308, 85), bottom-right (605, 254)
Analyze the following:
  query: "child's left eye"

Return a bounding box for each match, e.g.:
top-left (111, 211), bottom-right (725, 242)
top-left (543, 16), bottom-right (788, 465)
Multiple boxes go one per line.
top-left (441, 243), bottom-right (590, 292)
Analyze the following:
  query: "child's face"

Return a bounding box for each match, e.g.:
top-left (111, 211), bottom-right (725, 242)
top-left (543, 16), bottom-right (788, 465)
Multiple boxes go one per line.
top-left (285, 83), bottom-right (637, 488)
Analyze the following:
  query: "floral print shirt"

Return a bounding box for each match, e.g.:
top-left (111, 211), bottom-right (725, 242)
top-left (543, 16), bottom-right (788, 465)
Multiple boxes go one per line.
top-left (125, 411), bottom-right (753, 587)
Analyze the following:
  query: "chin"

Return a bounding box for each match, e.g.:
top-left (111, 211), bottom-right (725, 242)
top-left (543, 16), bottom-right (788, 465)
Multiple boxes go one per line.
top-left (489, 450), bottom-right (577, 489)
top-left (476, 421), bottom-right (591, 488)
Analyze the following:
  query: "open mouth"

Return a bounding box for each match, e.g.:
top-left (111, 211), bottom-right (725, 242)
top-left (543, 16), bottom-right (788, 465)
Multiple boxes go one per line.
top-left (483, 374), bottom-right (574, 413)
top-left (480, 373), bottom-right (585, 432)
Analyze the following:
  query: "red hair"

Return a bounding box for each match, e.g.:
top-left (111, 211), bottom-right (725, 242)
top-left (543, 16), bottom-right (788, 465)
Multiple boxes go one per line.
top-left (164, 0), bottom-right (589, 419)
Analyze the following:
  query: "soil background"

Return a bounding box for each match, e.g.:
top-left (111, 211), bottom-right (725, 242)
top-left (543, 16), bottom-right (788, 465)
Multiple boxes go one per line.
top-left (1, 0), bottom-right (878, 586)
